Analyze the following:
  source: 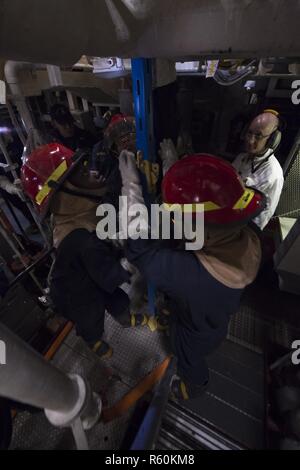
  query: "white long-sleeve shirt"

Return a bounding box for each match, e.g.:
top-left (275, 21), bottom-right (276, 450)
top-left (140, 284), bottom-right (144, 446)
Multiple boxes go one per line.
top-left (232, 149), bottom-right (284, 230)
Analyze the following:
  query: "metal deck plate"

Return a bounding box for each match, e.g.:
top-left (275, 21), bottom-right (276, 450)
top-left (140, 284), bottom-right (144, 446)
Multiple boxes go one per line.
top-left (9, 280), bottom-right (300, 450)
top-left (169, 340), bottom-right (265, 450)
top-left (10, 312), bottom-right (170, 450)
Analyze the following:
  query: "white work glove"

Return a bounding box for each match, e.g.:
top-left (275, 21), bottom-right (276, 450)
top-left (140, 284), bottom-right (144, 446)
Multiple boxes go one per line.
top-left (0, 176), bottom-right (23, 197)
top-left (159, 138), bottom-right (178, 175)
top-left (118, 150), bottom-right (148, 238)
top-left (120, 257), bottom-right (147, 312)
top-left (118, 150), bottom-right (144, 203)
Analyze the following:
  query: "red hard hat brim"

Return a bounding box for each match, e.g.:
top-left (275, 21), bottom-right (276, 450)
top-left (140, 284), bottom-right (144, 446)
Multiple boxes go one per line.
top-left (203, 187), bottom-right (266, 226)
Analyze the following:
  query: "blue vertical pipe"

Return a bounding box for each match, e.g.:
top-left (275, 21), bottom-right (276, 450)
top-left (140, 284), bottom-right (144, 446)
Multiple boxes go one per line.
top-left (131, 58), bottom-right (156, 316)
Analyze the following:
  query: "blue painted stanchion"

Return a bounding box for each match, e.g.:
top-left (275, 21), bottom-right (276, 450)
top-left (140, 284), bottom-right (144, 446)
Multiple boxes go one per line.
top-left (131, 59), bottom-right (154, 167)
top-left (131, 58), bottom-right (156, 316)
top-left (130, 357), bottom-right (177, 450)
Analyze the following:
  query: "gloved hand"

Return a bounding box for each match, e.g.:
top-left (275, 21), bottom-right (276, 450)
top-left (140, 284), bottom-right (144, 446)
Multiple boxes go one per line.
top-left (159, 138), bottom-right (178, 175)
top-left (118, 150), bottom-right (147, 238)
top-left (119, 150), bottom-right (141, 186)
top-left (0, 176), bottom-right (23, 198)
top-left (119, 150), bottom-right (144, 202)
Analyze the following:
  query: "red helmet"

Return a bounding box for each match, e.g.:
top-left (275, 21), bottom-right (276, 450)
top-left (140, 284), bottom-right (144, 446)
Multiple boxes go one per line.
top-left (21, 142), bottom-right (81, 217)
top-left (104, 113), bottom-right (136, 154)
top-left (162, 154), bottom-right (266, 225)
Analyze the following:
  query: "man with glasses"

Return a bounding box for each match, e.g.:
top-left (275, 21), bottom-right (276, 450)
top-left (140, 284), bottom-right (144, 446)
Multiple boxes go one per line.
top-left (232, 110), bottom-right (284, 230)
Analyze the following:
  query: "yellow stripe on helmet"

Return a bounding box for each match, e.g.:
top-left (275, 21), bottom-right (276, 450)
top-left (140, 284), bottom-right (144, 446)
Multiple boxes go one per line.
top-left (163, 202), bottom-right (219, 213)
top-left (163, 188), bottom-right (255, 214)
top-left (35, 160), bottom-right (68, 205)
top-left (232, 188), bottom-right (255, 210)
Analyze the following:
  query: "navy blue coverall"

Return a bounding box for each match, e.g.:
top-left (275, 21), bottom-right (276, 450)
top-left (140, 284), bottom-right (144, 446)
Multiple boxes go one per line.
top-left (126, 239), bottom-right (244, 386)
top-left (50, 229), bottom-right (130, 343)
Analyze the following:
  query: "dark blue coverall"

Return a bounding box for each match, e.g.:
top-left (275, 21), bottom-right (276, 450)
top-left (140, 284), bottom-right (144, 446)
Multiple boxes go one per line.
top-left (50, 229), bottom-right (130, 343)
top-left (126, 239), bottom-right (244, 386)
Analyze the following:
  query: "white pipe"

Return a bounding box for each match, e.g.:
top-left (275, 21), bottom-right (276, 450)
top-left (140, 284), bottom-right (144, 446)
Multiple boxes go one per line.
top-left (46, 64), bottom-right (63, 88)
top-left (4, 64), bottom-right (52, 248)
top-left (6, 100), bottom-right (26, 146)
top-left (4, 61), bottom-right (36, 133)
top-left (0, 323), bottom-right (80, 412)
top-left (0, 323), bottom-right (102, 433)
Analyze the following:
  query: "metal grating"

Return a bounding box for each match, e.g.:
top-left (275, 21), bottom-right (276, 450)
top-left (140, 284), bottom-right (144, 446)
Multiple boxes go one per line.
top-left (10, 338), bottom-right (134, 450)
top-left (64, 313), bottom-right (170, 389)
top-left (157, 401), bottom-right (245, 450)
top-left (170, 339), bottom-right (265, 450)
top-left (9, 281), bottom-right (300, 450)
top-left (276, 147), bottom-right (300, 218)
top-left (9, 311), bottom-right (170, 450)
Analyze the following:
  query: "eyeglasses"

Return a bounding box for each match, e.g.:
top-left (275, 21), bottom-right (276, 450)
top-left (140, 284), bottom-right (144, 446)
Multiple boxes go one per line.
top-left (245, 130), bottom-right (274, 141)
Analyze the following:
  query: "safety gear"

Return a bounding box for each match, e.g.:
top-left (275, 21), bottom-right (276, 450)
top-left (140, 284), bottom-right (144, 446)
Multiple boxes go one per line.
top-left (118, 150), bottom-right (147, 238)
top-left (162, 154), bottom-right (266, 226)
top-left (88, 339), bottom-right (113, 359)
top-left (21, 142), bottom-right (83, 217)
top-left (170, 375), bottom-right (209, 401)
top-left (195, 226), bottom-right (262, 289)
top-left (104, 114), bottom-right (136, 155)
top-left (51, 179), bottom-right (108, 248)
top-left (159, 138), bottom-right (178, 176)
top-left (0, 176), bottom-right (23, 197)
top-left (115, 309), bottom-right (148, 328)
top-left (118, 150), bottom-right (140, 187)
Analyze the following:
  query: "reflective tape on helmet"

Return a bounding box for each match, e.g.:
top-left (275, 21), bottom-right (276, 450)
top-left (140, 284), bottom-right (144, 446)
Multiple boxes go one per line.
top-left (232, 188), bottom-right (255, 210)
top-left (163, 189), bottom-right (255, 214)
top-left (163, 202), bottom-right (220, 212)
top-left (35, 160), bottom-right (68, 205)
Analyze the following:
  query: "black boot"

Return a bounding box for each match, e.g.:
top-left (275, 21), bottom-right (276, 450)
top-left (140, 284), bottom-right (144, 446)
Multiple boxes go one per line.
top-left (88, 339), bottom-right (113, 359)
top-left (170, 375), bottom-right (209, 401)
top-left (115, 307), bottom-right (148, 328)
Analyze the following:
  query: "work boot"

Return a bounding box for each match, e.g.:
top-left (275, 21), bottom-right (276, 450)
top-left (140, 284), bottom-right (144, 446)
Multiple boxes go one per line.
top-left (119, 312), bottom-right (149, 328)
top-left (156, 308), bottom-right (171, 331)
top-left (88, 339), bottom-right (113, 359)
top-left (115, 307), bottom-right (148, 328)
top-left (170, 375), bottom-right (209, 401)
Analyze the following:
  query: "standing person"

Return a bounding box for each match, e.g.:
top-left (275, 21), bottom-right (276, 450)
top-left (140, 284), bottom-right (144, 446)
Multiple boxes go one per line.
top-left (49, 104), bottom-right (97, 151)
top-left (232, 109), bottom-right (284, 230)
top-left (21, 143), bottom-right (147, 359)
top-left (118, 150), bottom-right (265, 400)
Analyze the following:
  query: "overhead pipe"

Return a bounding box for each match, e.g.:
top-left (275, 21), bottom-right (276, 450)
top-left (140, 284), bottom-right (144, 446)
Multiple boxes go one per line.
top-left (4, 61), bottom-right (36, 134)
top-left (2, 65), bottom-right (52, 249)
top-left (6, 100), bottom-right (26, 147)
